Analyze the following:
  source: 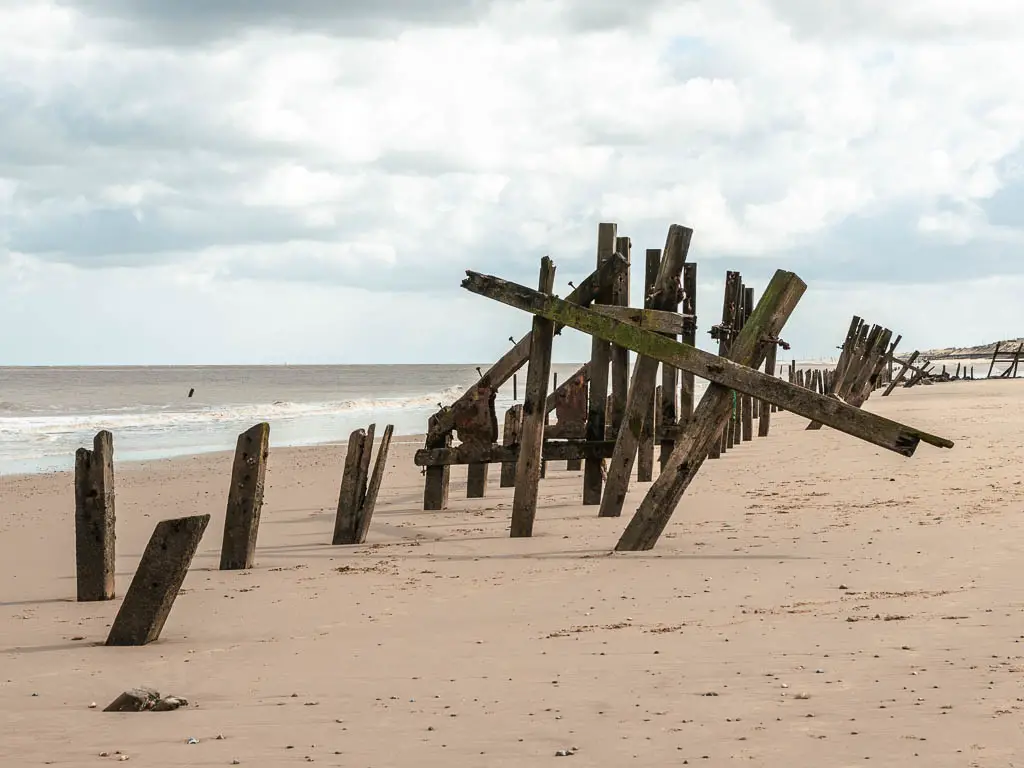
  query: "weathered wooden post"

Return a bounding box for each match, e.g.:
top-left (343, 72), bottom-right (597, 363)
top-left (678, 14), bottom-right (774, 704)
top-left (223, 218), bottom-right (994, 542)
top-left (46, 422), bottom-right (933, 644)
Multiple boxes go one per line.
top-left (741, 287), bottom-right (755, 442)
top-left (583, 224), bottom-right (616, 505)
top-left (709, 271), bottom-right (741, 459)
top-left (511, 257), bottom-right (556, 537)
top-left (500, 405), bottom-right (523, 487)
top-left (637, 248), bottom-right (660, 482)
top-left (677, 261), bottom-right (698, 440)
top-left (75, 430), bottom-right (116, 602)
top-left (423, 414), bottom-right (451, 510)
top-left (352, 425), bottom-right (393, 545)
top-left (106, 514), bottom-right (210, 646)
top-left (219, 422), bottom-right (270, 570)
top-left (758, 342), bottom-right (777, 437)
top-left (600, 225), bottom-right (690, 518)
top-left (987, 342), bottom-right (1001, 379)
top-left (609, 236), bottom-right (631, 435)
top-left (333, 426), bottom-right (371, 545)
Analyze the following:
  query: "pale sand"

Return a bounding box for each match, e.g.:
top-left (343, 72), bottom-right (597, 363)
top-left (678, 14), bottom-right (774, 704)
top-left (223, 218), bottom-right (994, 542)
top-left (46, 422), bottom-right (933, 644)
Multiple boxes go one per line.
top-left (2, 380), bottom-right (1023, 766)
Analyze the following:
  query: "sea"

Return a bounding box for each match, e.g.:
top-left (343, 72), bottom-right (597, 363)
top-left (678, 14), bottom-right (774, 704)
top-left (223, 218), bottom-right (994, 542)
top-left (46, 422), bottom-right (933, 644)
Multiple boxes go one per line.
top-left (0, 364), bottom-right (629, 476)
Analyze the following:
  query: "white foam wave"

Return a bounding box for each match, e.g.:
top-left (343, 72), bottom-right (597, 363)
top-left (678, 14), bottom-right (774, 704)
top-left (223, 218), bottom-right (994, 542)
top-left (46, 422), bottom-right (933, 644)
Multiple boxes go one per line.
top-left (0, 385), bottom-right (466, 438)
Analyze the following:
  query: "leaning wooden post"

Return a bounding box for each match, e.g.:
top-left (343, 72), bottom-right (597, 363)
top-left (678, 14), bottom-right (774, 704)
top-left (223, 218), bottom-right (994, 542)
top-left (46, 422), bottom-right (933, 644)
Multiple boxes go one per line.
top-left (616, 270), bottom-right (807, 551)
top-left (758, 342), bottom-right (777, 437)
top-left (219, 422), bottom-right (270, 570)
top-left (351, 425), bottom-right (394, 545)
top-left (333, 427), bottom-right (370, 545)
top-left (583, 224), bottom-right (617, 505)
top-left (510, 257), bottom-right (557, 537)
top-left (75, 430), bottom-right (116, 602)
top-left (106, 514), bottom-right (210, 646)
top-left (500, 405), bottom-right (523, 487)
top-left (987, 342), bottom-right (1001, 378)
top-left (599, 226), bottom-right (691, 518)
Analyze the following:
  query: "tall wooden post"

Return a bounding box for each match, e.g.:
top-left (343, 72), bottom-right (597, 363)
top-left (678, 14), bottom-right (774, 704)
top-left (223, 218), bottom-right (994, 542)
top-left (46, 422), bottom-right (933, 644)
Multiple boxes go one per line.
top-left (599, 226), bottom-right (691, 518)
top-left (75, 430), bottom-right (116, 602)
top-left (741, 287), bottom-right (755, 442)
top-left (510, 257), bottom-right (556, 537)
top-left (637, 248), bottom-right (660, 482)
top-left (758, 342), bottom-right (777, 436)
top-left (583, 224), bottom-right (616, 505)
top-left (423, 414), bottom-right (451, 510)
top-left (677, 262), bottom-right (698, 436)
top-left (610, 236), bottom-right (631, 435)
top-left (220, 422), bottom-right (270, 570)
top-left (709, 271), bottom-right (741, 459)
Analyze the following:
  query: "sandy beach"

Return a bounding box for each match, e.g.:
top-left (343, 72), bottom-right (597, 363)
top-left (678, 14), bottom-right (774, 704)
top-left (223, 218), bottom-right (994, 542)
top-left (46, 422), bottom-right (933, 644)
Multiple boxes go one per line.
top-left (3, 379), bottom-right (1023, 766)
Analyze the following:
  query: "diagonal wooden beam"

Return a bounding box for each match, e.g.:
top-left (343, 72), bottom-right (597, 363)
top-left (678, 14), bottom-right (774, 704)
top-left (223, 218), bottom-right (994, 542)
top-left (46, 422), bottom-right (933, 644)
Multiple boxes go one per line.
top-left (883, 350), bottom-right (919, 396)
top-left (460, 271), bottom-right (954, 456)
top-left (428, 253), bottom-right (627, 440)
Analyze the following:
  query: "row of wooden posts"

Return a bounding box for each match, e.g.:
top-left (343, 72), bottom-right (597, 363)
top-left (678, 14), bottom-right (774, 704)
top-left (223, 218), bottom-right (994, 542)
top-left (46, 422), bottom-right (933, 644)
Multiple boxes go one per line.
top-left (74, 421), bottom-right (393, 646)
top-left (415, 222), bottom-right (954, 552)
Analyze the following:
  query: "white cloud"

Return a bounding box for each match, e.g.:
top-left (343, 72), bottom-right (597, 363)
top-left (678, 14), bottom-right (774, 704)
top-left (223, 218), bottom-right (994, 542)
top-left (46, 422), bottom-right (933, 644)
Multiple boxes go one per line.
top-left (1, 0), bottom-right (1023, 364)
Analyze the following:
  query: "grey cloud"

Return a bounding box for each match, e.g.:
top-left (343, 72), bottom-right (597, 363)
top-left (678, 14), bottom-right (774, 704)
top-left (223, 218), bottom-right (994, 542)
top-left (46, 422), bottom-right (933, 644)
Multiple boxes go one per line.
top-left (59, 0), bottom-right (494, 45)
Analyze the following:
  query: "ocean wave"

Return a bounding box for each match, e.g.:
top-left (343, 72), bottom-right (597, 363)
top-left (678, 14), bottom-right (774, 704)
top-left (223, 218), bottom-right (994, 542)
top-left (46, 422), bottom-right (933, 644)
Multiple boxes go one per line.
top-left (0, 385), bottom-right (466, 438)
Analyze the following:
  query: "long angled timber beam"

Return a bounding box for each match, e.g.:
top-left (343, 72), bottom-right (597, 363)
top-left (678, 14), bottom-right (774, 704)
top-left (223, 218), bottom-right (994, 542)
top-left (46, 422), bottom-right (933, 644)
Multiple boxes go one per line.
top-left (590, 305), bottom-right (693, 335)
top-left (428, 253), bottom-right (628, 440)
top-left (460, 271), bottom-right (954, 456)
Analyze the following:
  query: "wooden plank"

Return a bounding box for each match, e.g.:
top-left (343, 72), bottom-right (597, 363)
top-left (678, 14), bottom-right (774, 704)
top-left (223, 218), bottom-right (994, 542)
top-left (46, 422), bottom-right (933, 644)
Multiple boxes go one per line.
top-left (510, 257), bottom-right (557, 537)
top-left (583, 224), bottom-right (617, 505)
top-left (757, 342), bottom-right (777, 437)
top-left (590, 305), bottom-right (690, 334)
top-left (353, 424), bottom-right (394, 545)
top-left (499, 405), bottom-right (523, 486)
top-left (599, 226), bottom-right (691, 518)
top-left (610, 235), bottom-right (632, 436)
top-left (75, 430), bottom-right (116, 602)
top-left (106, 514), bottom-right (210, 646)
top-left (637, 248), bottom-right (660, 483)
top-left (417, 439), bottom-right (617, 467)
top-left (460, 271), bottom-right (955, 455)
top-left (427, 253), bottom-right (627, 441)
top-left (615, 271), bottom-right (806, 551)
top-left (219, 422), bottom-right (270, 570)
top-left (333, 428), bottom-right (370, 545)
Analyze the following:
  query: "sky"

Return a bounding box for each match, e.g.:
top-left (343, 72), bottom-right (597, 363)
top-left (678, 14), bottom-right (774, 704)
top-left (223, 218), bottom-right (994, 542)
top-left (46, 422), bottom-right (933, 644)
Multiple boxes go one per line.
top-left (2, 0), bottom-right (1023, 366)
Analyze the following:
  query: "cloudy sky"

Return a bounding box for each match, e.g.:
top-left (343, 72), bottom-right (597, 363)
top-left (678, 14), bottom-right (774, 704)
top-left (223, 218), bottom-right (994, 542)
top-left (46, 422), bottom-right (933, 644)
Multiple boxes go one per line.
top-left (2, 1), bottom-right (1022, 366)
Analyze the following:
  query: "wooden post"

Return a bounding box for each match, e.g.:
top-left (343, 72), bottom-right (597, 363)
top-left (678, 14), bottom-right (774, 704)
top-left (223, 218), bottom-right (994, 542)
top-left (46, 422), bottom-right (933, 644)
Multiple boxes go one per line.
top-left (467, 462), bottom-right (489, 498)
top-left (599, 226), bottom-right (691, 518)
top-left (741, 286), bottom-right (755, 442)
top-left (659, 255), bottom-right (686, 471)
top-left (333, 427), bottom-right (371, 545)
top-left (758, 342), bottom-right (777, 437)
top-left (500, 405), bottom-right (523, 487)
top-left (610, 236), bottom-right (631, 435)
top-left (677, 262), bottom-right (697, 432)
top-left (423, 414), bottom-right (451, 511)
top-left (352, 424), bottom-right (393, 545)
top-left (75, 430), bottom-right (116, 602)
top-left (510, 257), bottom-right (556, 537)
top-left (583, 223), bottom-right (616, 505)
top-left (106, 514), bottom-right (210, 646)
top-left (709, 271), bottom-right (741, 459)
top-left (219, 422), bottom-right (270, 570)
top-left (987, 342), bottom-right (1001, 378)
top-left (637, 248), bottom-right (660, 483)
top-left (616, 271), bottom-right (807, 551)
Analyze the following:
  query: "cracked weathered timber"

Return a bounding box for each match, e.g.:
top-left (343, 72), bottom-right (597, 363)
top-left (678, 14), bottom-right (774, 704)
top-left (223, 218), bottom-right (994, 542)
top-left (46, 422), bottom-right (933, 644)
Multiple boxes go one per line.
top-left (510, 257), bottom-right (556, 537)
top-left (459, 270), bottom-right (954, 456)
top-left (807, 316), bottom-right (864, 430)
top-left (499, 405), bottom-right (523, 486)
top-left (106, 514), bottom-right (210, 646)
top-left (599, 225), bottom-right (690, 518)
top-left (613, 269), bottom-right (806, 551)
top-left (637, 248), bottom-right (660, 482)
top-left (220, 422), bottom-right (270, 570)
top-left (75, 430), bottom-right (116, 601)
top-left (354, 424), bottom-right (393, 544)
top-left (672, 261), bottom-right (698, 466)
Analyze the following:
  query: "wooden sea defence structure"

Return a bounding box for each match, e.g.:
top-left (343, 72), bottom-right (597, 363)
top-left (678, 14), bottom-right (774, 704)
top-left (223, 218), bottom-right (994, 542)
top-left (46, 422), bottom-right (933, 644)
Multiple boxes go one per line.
top-left (415, 221), bottom-right (955, 548)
